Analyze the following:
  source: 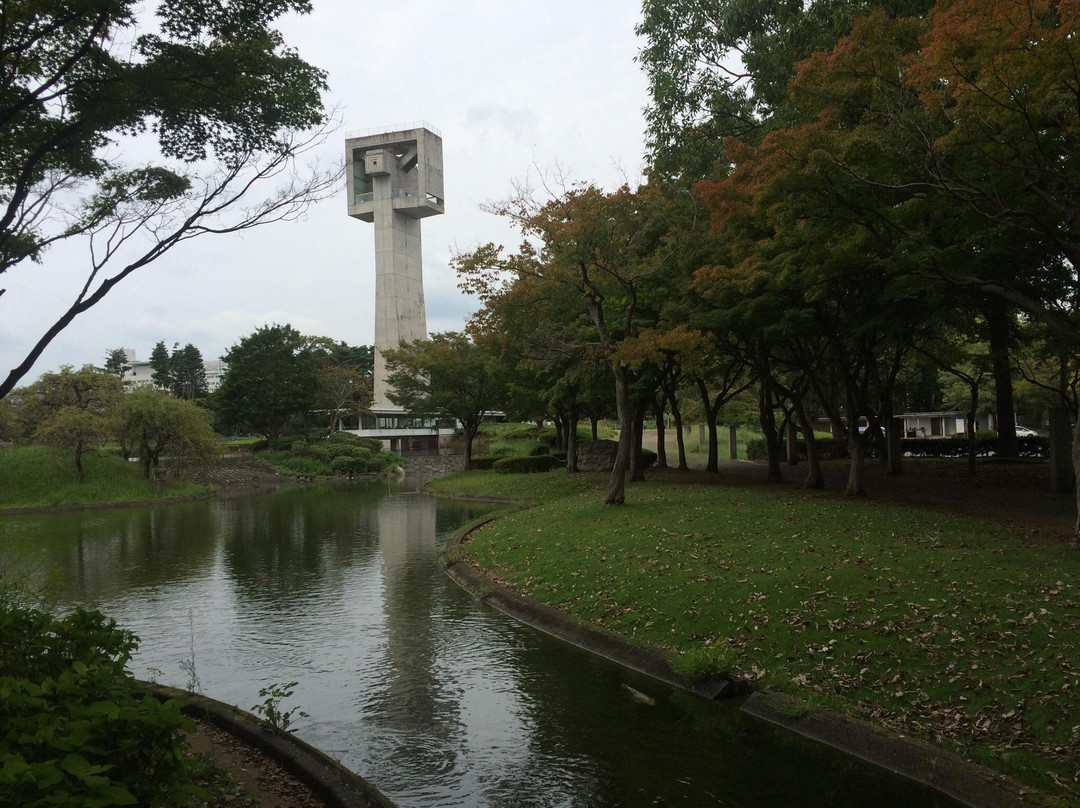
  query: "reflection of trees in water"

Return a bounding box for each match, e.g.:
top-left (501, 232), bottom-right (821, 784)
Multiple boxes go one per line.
top-left (221, 483), bottom-right (392, 600)
top-left (0, 502), bottom-right (223, 603)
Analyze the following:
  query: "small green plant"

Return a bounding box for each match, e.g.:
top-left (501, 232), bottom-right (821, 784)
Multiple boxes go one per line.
top-left (252, 681), bottom-right (308, 733)
top-left (179, 608), bottom-right (202, 694)
top-left (773, 695), bottom-right (813, 720)
top-left (670, 641), bottom-right (736, 683)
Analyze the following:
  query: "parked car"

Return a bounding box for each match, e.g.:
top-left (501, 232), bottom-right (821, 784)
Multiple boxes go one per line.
top-left (1014, 425), bottom-right (1038, 437)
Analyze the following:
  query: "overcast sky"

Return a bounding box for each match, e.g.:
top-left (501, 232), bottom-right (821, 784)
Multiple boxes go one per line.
top-left (0, 0), bottom-right (650, 384)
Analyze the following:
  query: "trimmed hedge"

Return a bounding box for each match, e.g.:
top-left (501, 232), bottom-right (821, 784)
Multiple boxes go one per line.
top-left (469, 455), bottom-right (499, 470)
top-left (493, 455), bottom-right (563, 474)
top-left (641, 448), bottom-right (658, 468)
top-left (528, 443), bottom-right (551, 456)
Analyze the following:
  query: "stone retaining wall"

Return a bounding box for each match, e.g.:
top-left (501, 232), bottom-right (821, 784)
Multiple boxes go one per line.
top-left (404, 453), bottom-right (464, 477)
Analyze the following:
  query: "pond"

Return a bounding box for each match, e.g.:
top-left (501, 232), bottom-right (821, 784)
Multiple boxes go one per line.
top-left (0, 480), bottom-right (959, 807)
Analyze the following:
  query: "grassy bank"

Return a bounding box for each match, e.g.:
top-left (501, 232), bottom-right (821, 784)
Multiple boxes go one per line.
top-left (427, 470), bottom-right (1079, 802)
top-left (0, 446), bottom-right (211, 510)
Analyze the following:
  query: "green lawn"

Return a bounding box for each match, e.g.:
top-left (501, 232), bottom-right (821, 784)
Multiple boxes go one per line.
top-left (429, 469), bottom-right (1079, 801)
top-left (0, 446), bottom-right (211, 510)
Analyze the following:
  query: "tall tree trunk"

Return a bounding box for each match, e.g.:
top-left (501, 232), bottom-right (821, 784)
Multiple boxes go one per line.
top-left (792, 394), bottom-right (823, 490)
top-left (696, 378), bottom-right (719, 473)
top-left (845, 427), bottom-right (867, 497)
top-left (671, 396), bottom-right (688, 470)
top-left (462, 421), bottom-right (479, 470)
top-left (967, 384), bottom-right (979, 475)
top-left (609, 365), bottom-right (630, 505)
top-left (552, 411), bottom-right (566, 452)
top-left (606, 365), bottom-right (633, 505)
top-left (654, 396), bottom-right (668, 469)
top-left (786, 415), bottom-right (799, 465)
top-left (759, 381), bottom-right (783, 483)
top-left (566, 403), bottom-right (579, 473)
top-left (590, 416), bottom-right (599, 441)
top-left (630, 408), bottom-right (646, 482)
top-left (986, 299), bottom-right (1018, 458)
top-left (1072, 416), bottom-right (1080, 549)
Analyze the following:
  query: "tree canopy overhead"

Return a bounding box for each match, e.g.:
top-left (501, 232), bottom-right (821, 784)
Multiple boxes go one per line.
top-left (0, 0), bottom-right (340, 398)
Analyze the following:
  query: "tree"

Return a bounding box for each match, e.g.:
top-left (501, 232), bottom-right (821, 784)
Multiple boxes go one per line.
top-left (384, 332), bottom-right (505, 471)
top-left (28, 366), bottom-right (122, 482)
top-left (636, 0), bottom-right (936, 176)
top-left (0, 0), bottom-right (341, 399)
top-left (457, 183), bottom-right (673, 505)
top-left (149, 341), bottom-right (173, 390)
top-left (104, 348), bottom-right (131, 380)
top-left (215, 324), bottom-right (319, 439)
top-left (115, 388), bottom-right (220, 479)
top-left (316, 364), bottom-right (371, 430)
top-left (170, 343), bottom-right (208, 400)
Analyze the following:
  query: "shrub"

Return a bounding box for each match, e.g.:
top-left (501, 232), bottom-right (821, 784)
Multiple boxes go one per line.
top-left (267, 431), bottom-right (310, 451)
top-left (469, 455), bottom-right (499, 470)
top-left (745, 439), bottom-right (767, 461)
top-left (528, 443), bottom-right (551, 457)
top-left (551, 451), bottom-right (567, 463)
top-left (277, 456), bottom-right (331, 477)
top-left (641, 448), bottom-right (657, 468)
top-left (327, 432), bottom-right (384, 453)
top-left (0, 601), bottom-right (199, 807)
top-left (329, 454), bottom-right (393, 476)
top-left (493, 455), bottom-right (562, 474)
top-left (537, 430), bottom-right (558, 448)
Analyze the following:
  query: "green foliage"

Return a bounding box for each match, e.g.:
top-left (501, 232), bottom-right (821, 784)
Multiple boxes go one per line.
top-left (640, 448), bottom-right (658, 469)
top-left (493, 455), bottom-right (562, 474)
top-left (169, 344), bottom-right (208, 400)
top-left (115, 388), bottom-right (221, 479)
top-left (150, 342), bottom-right (173, 391)
top-left (216, 325), bottom-right (320, 439)
top-left (261, 434), bottom-right (398, 477)
top-left (327, 432), bottom-right (383, 452)
top-left (671, 642), bottom-right (736, 683)
top-left (528, 443), bottom-right (551, 457)
top-left (0, 600), bottom-right (201, 807)
top-left (251, 682), bottom-right (308, 734)
top-left (468, 456), bottom-right (500, 470)
top-left (104, 349), bottom-right (131, 379)
top-left (20, 366), bottom-right (123, 482)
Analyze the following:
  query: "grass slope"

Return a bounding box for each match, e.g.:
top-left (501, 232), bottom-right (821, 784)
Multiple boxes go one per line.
top-left (0, 446), bottom-right (210, 510)
top-left (428, 470), bottom-right (1079, 802)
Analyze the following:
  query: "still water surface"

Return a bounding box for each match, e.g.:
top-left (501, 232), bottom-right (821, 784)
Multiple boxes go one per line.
top-left (0, 481), bottom-right (958, 807)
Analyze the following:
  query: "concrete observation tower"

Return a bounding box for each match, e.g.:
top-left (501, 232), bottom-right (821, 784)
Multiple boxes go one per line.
top-left (345, 123), bottom-right (455, 452)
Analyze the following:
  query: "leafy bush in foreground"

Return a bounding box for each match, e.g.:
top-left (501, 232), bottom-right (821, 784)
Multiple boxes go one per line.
top-left (0, 601), bottom-right (199, 807)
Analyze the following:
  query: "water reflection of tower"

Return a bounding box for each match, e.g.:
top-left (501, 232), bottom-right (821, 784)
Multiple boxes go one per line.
top-left (366, 494), bottom-right (464, 784)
